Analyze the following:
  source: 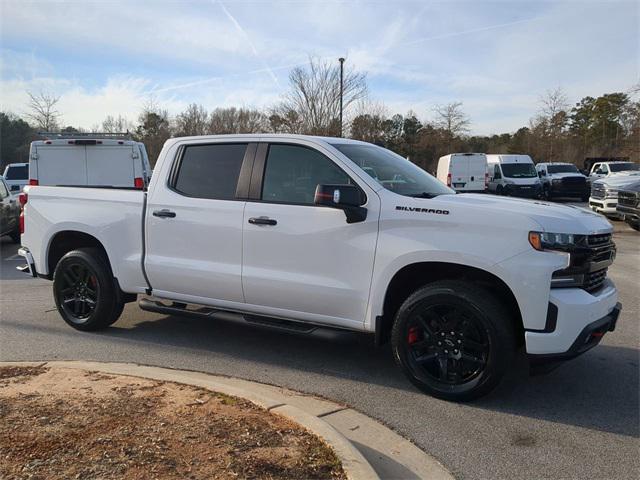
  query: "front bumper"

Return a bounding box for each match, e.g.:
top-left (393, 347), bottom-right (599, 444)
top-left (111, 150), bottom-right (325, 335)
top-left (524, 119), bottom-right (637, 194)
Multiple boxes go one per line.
top-left (17, 246), bottom-right (37, 277)
top-left (505, 184), bottom-right (541, 198)
top-left (549, 182), bottom-right (589, 197)
top-left (616, 204), bottom-right (640, 225)
top-left (525, 279), bottom-right (619, 358)
top-left (589, 197), bottom-right (621, 216)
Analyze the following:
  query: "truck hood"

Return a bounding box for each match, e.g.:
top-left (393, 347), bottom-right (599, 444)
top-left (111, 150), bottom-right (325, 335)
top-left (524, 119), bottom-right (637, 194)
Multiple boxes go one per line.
top-left (548, 172), bottom-right (586, 180)
top-left (439, 193), bottom-right (611, 234)
top-left (594, 172), bottom-right (640, 187)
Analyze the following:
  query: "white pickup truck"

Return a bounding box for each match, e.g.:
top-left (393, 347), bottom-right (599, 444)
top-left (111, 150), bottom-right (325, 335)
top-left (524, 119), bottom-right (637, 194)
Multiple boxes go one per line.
top-left (18, 135), bottom-right (621, 401)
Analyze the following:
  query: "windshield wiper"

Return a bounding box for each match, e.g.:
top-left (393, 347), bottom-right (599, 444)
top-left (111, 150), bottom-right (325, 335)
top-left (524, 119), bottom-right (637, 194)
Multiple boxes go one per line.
top-left (407, 192), bottom-right (439, 198)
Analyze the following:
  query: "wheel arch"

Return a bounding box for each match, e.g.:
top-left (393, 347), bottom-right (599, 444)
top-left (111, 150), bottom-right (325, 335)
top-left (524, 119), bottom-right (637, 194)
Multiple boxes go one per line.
top-left (45, 230), bottom-right (112, 280)
top-left (375, 261), bottom-right (524, 347)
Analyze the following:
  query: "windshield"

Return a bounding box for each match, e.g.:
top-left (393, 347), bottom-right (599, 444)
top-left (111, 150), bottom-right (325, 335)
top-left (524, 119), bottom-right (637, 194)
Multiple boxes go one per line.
top-left (609, 162), bottom-right (639, 172)
top-left (5, 165), bottom-right (28, 180)
top-left (501, 163), bottom-right (537, 178)
top-left (547, 164), bottom-right (578, 174)
top-left (333, 144), bottom-right (454, 198)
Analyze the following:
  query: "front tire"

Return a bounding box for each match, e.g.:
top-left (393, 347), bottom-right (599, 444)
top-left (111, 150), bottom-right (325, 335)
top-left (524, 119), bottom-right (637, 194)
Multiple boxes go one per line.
top-left (53, 248), bottom-right (124, 331)
top-left (391, 281), bottom-right (516, 401)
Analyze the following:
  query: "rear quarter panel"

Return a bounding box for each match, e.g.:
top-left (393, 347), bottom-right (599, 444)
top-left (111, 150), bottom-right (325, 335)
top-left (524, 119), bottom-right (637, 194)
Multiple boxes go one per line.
top-left (21, 186), bottom-right (147, 293)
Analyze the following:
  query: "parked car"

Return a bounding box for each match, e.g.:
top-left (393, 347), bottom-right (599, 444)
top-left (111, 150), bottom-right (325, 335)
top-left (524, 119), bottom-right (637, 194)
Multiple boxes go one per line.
top-left (436, 153), bottom-right (487, 192)
top-left (18, 135), bottom-right (620, 401)
top-left (29, 137), bottom-right (151, 188)
top-left (589, 172), bottom-right (640, 218)
top-left (588, 161), bottom-right (639, 181)
top-left (535, 162), bottom-right (589, 201)
top-left (487, 154), bottom-right (541, 198)
top-left (2, 163), bottom-right (29, 193)
top-left (615, 181), bottom-right (640, 231)
top-left (0, 176), bottom-right (21, 243)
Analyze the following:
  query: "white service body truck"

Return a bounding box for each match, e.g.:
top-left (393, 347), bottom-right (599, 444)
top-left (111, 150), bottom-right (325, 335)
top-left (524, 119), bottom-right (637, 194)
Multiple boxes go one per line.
top-left (18, 135), bottom-right (621, 401)
top-left (436, 153), bottom-right (487, 192)
top-left (28, 138), bottom-right (151, 189)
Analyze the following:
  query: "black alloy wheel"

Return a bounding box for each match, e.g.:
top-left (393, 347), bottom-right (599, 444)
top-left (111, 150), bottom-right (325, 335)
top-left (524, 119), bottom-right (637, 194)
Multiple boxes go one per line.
top-left (55, 261), bottom-right (99, 322)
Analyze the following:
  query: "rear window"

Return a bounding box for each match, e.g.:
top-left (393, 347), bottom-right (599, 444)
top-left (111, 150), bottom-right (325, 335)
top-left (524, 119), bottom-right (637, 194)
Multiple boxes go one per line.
top-left (173, 144), bottom-right (247, 200)
top-left (609, 163), bottom-right (639, 172)
top-left (5, 165), bottom-right (28, 180)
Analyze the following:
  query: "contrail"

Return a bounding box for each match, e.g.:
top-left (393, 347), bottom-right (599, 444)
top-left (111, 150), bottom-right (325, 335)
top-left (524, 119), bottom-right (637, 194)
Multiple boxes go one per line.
top-left (217, 0), bottom-right (280, 86)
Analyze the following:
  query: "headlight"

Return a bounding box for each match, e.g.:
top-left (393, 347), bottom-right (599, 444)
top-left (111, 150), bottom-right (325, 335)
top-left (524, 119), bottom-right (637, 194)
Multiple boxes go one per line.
top-left (605, 188), bottom-right (618, 198)
top-left (528, 231), bottom-right (586, 251)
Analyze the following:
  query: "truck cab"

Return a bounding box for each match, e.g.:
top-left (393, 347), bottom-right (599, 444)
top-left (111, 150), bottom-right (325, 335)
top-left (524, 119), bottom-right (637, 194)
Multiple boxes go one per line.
top-left (589, 161), bottom-right (639, 180)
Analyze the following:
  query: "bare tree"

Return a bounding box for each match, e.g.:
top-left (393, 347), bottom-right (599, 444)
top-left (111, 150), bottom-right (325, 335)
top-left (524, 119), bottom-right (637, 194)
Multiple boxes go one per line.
top-left (25, 91), bottom-right (61, 131)
top-left (175, 104), bottom-right (209, 136)
top-left (275, 57), bottom-right (367, 136)
top-left (538, 87), bottom-right (570, 161)
top-left (102, 114), bottom-right (134, 133)
top-left (433, 102), bottom-right (470, 137)
top-left (208, 107), bottom-right (266, 134)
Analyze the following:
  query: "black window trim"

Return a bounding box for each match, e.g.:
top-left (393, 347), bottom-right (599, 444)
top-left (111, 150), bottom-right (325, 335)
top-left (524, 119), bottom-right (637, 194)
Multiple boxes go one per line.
top-left (247, 141), bottom-right (368, 207)
top-left (167, 141), bottom-right (257, 201)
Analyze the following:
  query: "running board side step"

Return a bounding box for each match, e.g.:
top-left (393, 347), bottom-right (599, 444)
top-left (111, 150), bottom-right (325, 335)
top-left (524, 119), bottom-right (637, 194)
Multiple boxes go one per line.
top-left (138, 298), bottom-right (317, 334)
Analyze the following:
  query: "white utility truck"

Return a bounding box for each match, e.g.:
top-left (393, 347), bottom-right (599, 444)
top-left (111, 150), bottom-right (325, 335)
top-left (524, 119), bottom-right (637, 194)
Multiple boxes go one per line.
top-left (28, 134), bottom-right (151, 189)
top-left (17, 135), bottom-right (621, 401)
top-left (436, 153), bottom-right (487, 192)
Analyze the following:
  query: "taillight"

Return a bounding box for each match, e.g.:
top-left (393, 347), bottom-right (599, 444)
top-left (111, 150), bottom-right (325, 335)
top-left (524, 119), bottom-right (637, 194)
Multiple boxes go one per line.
top-left (19, 213), bottom-right (24, 234)
top-left (485, 172), bottom-right (489, 188)
top-left (447, 173), bottom-right (452, 187)
top-left (18, 193), bottom-right (28, 207)
top-left (134, 177), bottom-right (144, 189)
top-left (29, 179), bottom-right (39, 186)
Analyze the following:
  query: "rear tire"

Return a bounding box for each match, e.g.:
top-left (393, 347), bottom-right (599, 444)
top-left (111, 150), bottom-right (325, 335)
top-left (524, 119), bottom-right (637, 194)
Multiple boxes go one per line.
top-left (391, 281), bottom-right (516, 401)
top-left (53, 248), bottom-right (124, 331)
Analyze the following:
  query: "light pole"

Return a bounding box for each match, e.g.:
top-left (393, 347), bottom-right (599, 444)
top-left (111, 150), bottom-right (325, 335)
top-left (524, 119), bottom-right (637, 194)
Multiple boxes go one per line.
top-left (338, 57), bottom-right (345, 137)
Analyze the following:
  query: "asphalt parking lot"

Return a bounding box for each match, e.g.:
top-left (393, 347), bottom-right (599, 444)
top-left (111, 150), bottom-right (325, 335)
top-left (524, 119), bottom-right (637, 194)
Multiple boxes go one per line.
top-left (1, 205), bottom-right (638, 480)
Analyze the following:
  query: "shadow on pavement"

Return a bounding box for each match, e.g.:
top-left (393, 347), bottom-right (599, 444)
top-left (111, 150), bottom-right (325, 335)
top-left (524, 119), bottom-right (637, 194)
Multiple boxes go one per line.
top-left (85, 310), bottom-right (640, 439)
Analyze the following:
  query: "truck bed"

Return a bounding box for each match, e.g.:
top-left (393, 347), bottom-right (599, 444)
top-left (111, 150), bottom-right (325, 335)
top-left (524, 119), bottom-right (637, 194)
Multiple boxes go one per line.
top-left (21, 186), bottom-right (148, 293)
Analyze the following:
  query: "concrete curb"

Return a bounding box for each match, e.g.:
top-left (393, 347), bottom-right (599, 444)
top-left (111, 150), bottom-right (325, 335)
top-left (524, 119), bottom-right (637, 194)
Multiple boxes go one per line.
top-left (1, 361), bottom-right (454, 479)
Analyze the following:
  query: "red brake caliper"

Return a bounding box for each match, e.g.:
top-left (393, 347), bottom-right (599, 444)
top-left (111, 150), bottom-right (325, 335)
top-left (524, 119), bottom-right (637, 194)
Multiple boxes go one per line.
top-left (408, 327), bottom-right (419, 345)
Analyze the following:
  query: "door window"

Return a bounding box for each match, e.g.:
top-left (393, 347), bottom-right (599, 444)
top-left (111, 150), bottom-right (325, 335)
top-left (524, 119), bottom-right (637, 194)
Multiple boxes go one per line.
top-left (261, 144), bottom-right (351, 205)
top-left (173, 144), bottom-right (247, 200)
top-left (494, 164), bottom-right (502, 179)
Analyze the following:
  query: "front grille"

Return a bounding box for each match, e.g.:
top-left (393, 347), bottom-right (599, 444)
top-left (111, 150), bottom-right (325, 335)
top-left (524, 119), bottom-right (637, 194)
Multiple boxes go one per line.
top-left (552, 233), bottom-right (614, 294)
top-left (562, 177), bottom-right (586, 186)
top-left (584, 268), bottom-right (608, 293)
top-left (618, 191), bottom-right (638, 207)
top-left (587, 233), bottom-right (612, 247)
top-left (591, 183), bottom-right (606, 199)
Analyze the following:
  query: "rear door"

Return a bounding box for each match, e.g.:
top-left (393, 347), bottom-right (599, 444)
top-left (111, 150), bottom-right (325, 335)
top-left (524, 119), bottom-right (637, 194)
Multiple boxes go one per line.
top-left (86, 145), bottom-right (136, 187)
top-left (144, 142), bottom-right (255, 304)
top-left (34, 144), bottom-right (87, 185)
top-left (241, 142), bottom-right (379, 329)
top-left (467, 155), bottom-right (487, 191)
top-left (450, 155), bottom-right (469, 189)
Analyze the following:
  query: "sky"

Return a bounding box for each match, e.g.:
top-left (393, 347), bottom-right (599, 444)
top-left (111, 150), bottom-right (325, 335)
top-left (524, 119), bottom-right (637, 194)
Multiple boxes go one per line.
top-left (0, 0), bottom-right (638, 135)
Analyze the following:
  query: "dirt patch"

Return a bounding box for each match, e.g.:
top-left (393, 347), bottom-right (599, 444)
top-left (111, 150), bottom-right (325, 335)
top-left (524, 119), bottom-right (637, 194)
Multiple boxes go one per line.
top-left (0, 366), bottom-right (345, 480)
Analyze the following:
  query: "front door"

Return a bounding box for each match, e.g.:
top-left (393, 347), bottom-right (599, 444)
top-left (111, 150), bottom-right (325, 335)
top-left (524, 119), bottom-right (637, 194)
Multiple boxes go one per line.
top-left (145, 142), bottom-right (253, 304)
top-left (242, 143), bottom-right (379, 329)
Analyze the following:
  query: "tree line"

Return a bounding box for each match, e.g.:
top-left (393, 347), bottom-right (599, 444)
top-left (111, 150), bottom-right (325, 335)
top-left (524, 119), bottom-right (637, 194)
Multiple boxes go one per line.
top-left (2, 58), bottom-right (638, 173)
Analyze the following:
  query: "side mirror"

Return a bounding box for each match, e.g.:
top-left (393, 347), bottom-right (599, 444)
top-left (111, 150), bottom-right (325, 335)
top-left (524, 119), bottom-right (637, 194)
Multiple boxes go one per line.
top-left (314, 184), bottom-right (367, 224)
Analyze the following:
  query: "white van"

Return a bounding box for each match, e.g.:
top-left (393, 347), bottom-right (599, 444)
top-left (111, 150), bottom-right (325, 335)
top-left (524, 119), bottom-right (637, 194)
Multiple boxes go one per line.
top-left (28, 138), bottom-right (151, 189)
top-left (487, 154), bottom-right (541, 198)
top-left (436, 153), bottom-right (487, 192)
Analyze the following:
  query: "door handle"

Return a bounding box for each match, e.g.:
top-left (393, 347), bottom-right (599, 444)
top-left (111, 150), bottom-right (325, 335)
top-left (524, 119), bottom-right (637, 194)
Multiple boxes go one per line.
top-left (248, 216), bottom-right (277, 226)
top-left (153, 209), bottom-right (176, 218)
